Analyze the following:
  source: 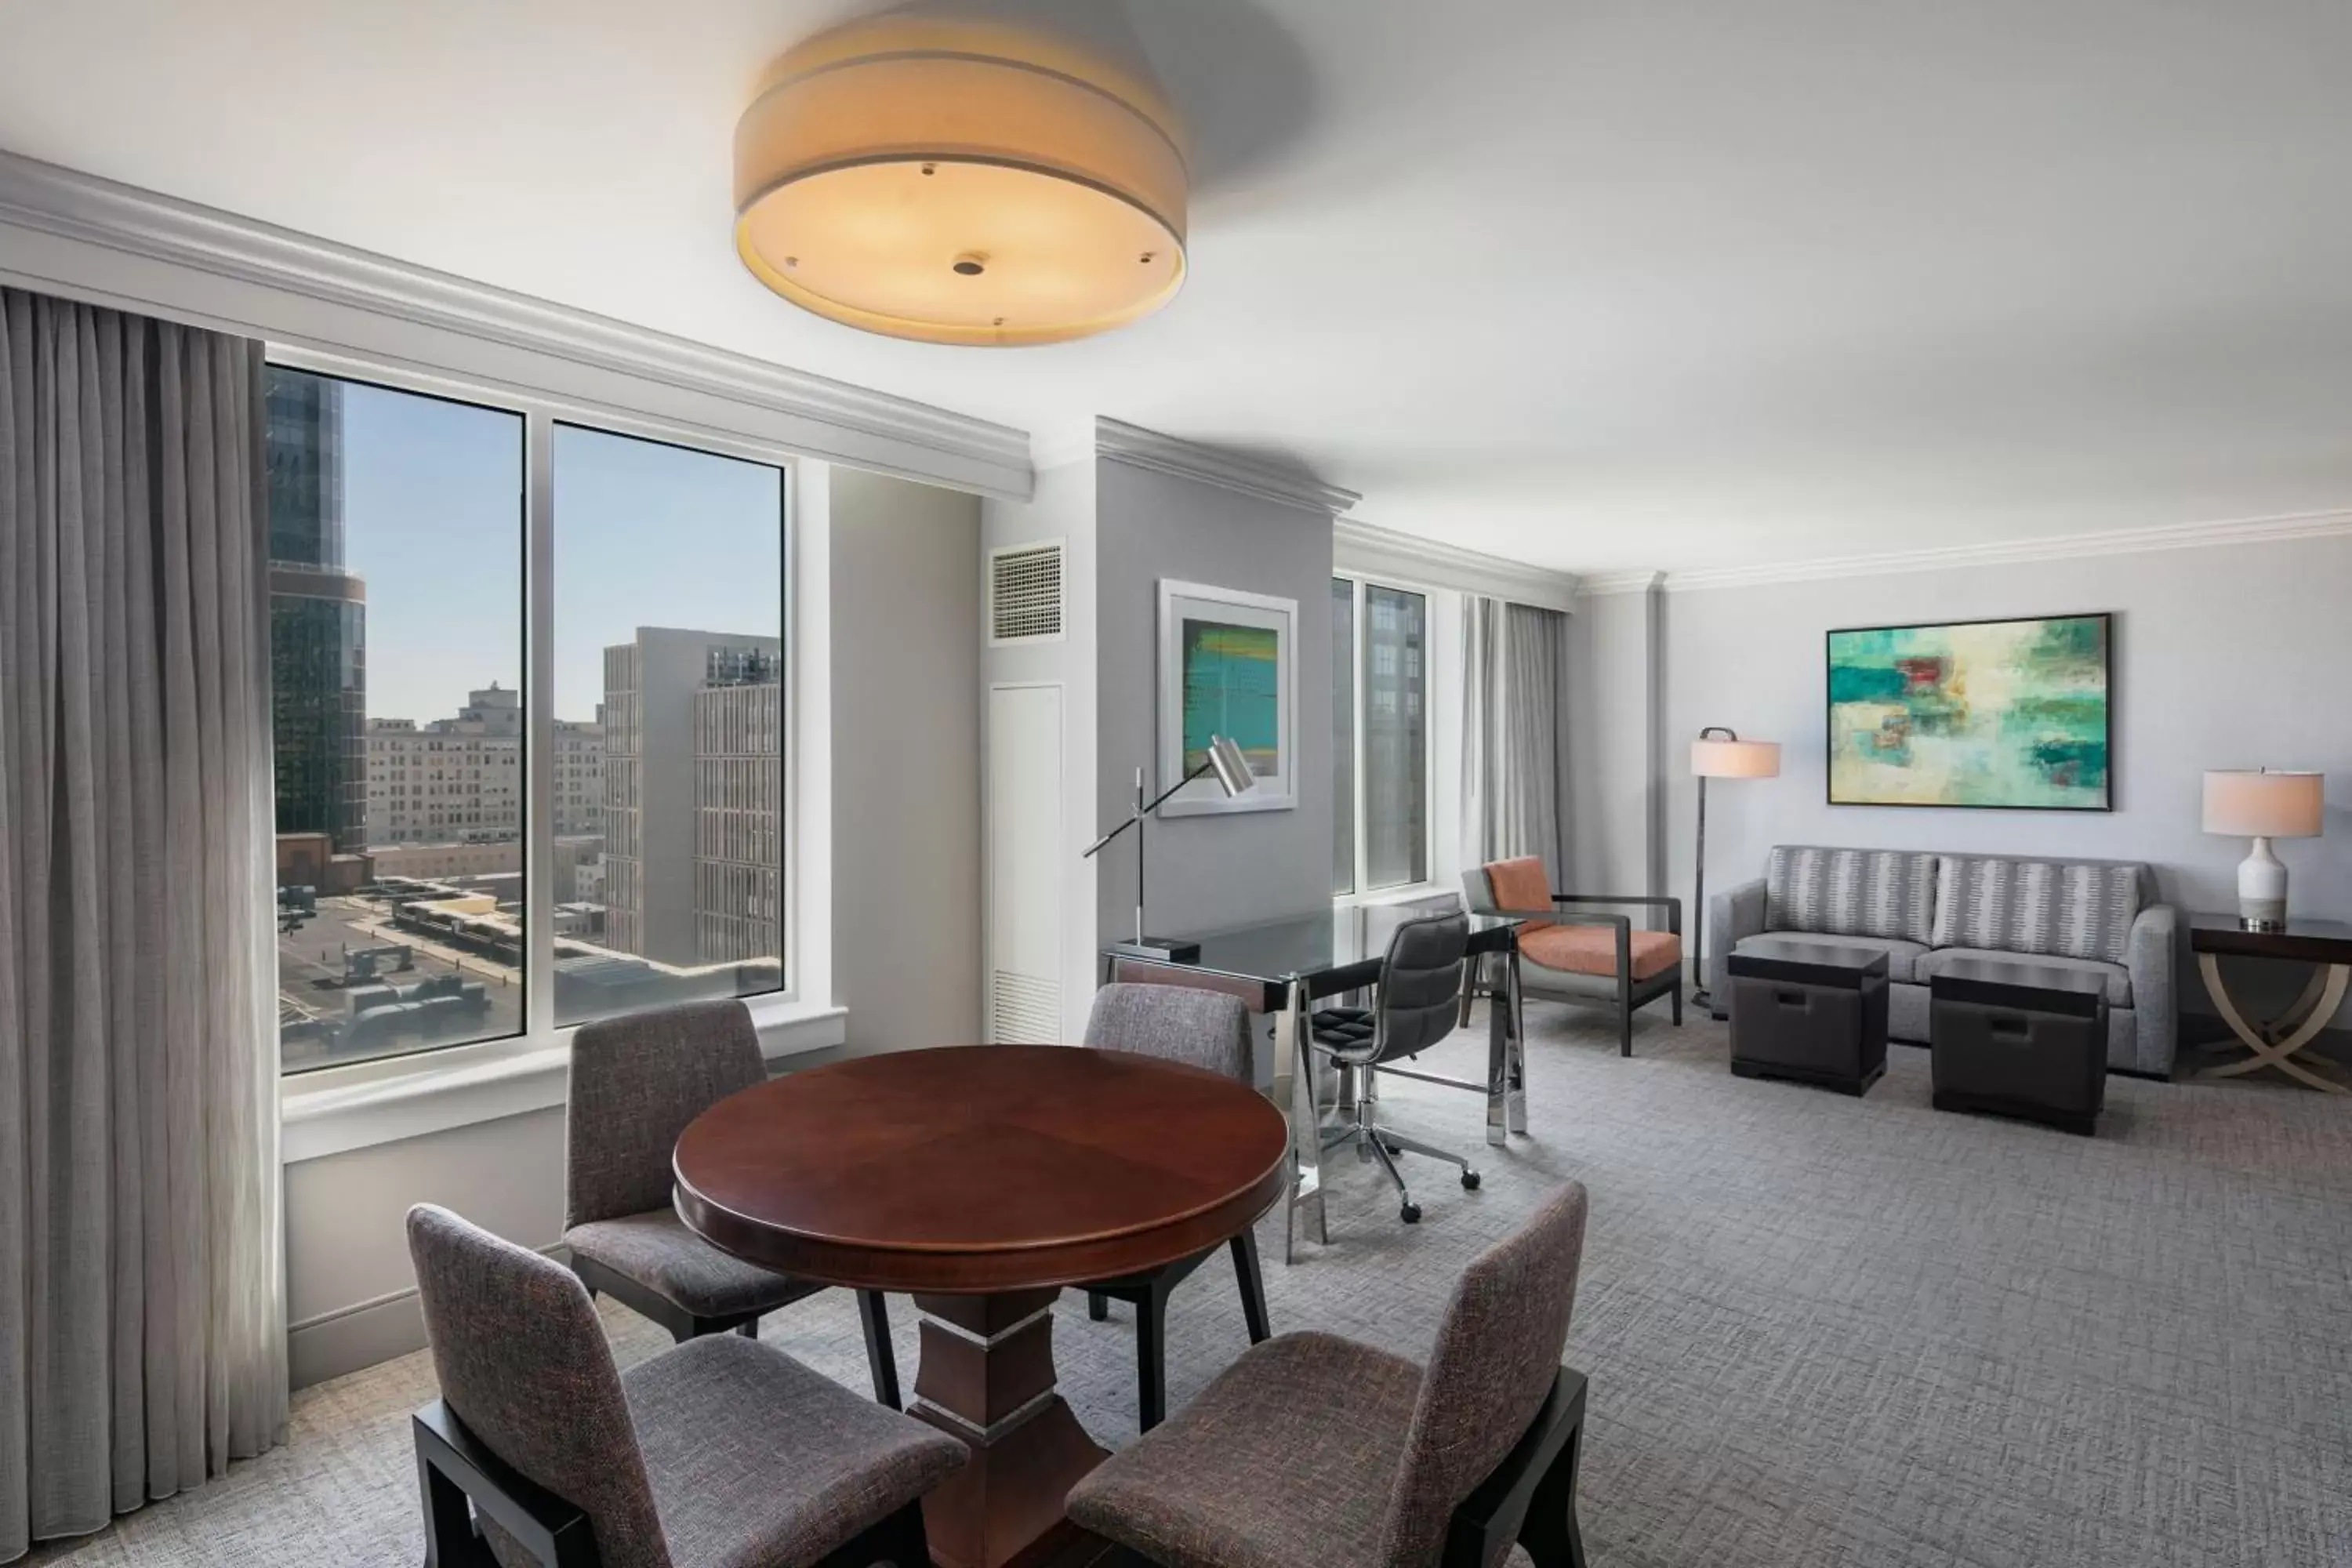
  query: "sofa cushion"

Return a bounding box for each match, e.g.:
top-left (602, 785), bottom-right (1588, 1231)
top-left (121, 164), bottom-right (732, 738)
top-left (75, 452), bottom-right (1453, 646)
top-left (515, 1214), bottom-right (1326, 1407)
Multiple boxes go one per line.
top-left (1930, 857), bottom-right (2143, 965)
top-left (1915, 946), bottom-right (2132, 1007)
top-left (1765, 848), bottom-right (1938, 944)
top-left (1731, 931), bottom-right (1928, 984)
top-left (1520, 924), bottom-right (1682, 982)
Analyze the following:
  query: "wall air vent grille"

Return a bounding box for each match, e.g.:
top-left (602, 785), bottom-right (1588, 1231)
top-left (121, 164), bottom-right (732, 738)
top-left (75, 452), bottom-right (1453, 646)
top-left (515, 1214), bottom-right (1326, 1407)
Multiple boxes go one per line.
top-left (990, 971), bottom-right (1062, 1044)
top-left (988, 542), bottom-right (1065, 644)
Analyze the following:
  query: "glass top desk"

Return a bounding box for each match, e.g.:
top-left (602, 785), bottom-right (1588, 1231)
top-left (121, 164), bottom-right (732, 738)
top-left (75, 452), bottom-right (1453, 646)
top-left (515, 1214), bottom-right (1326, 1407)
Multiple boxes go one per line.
top-left (1102, 906), bottom-right (1528, 1260)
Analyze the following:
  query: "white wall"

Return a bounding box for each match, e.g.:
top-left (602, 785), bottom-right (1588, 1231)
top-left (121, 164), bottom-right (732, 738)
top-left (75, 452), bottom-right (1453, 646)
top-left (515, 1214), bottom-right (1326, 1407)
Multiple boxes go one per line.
top-left (1639, 534), bottom-right (2352, 1029)
top-left (981, 456), bottom-right (1099, 1044)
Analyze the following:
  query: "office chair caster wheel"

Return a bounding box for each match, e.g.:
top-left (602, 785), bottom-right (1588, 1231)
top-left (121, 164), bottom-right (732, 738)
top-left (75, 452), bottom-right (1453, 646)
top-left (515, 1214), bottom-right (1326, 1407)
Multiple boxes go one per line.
top-left (1461, 1170), bottom-right (1481, 1191)
top-left (1399, 1201), bottom-right (1422, 1224)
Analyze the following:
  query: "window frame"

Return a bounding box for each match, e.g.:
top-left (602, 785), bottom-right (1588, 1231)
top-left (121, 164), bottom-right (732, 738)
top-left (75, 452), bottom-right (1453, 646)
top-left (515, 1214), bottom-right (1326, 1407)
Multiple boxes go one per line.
top-left (268, 345), bottom-right (826, 1143)
top-left (1330, 570), bottom-right (1439, 900)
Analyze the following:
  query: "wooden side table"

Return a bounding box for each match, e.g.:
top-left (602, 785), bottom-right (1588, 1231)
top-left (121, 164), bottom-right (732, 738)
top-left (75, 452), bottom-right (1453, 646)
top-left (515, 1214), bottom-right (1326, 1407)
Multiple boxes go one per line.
top-left (2189, 913), bottom-right (2352, 1094)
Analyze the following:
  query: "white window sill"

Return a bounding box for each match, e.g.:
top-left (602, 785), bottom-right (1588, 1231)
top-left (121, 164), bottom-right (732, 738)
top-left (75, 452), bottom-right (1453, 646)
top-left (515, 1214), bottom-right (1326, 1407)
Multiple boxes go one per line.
top-left (281, 999), bottom-right (848, 1164)
top-left (1333, 881), bottom-right (1459, 911)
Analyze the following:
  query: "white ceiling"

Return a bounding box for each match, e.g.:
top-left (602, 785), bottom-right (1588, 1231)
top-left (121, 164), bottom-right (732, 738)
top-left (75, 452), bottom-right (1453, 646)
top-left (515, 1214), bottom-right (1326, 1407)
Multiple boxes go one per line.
top-left (4, 0), bottom-right (2349, 574)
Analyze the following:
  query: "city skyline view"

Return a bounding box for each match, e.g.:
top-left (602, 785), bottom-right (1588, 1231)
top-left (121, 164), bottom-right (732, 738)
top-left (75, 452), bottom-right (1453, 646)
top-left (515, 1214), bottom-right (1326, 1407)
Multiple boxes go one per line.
top-left (336, 380), bottom-right (786, 724)
top-left (268, 367), bottom-right (791, 1072)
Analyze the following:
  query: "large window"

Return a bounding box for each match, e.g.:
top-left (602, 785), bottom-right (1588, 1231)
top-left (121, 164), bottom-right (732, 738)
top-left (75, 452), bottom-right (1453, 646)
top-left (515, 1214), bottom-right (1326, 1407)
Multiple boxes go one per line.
top-left (1332, 576), bottom-right (1429, 894)
top-left (268, 368), bottom-right (524, 1071)
top-left (554, 424), bottom-right (786, 1029)
top-left (266, 365), bottom-right (791, 1073)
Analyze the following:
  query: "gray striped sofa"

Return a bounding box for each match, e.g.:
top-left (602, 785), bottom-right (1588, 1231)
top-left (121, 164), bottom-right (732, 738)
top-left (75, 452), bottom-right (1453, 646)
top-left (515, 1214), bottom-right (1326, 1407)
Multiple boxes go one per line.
top-left (1708, 846), bottom-right (2177, 1076)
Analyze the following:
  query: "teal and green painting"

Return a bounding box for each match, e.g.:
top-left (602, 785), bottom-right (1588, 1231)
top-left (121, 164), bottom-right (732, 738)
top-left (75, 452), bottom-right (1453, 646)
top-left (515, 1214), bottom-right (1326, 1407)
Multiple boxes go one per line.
top-left (1828, 614), bottom-right (2110, 809)
top-left (1181, 618), bottom-right (1281, 776)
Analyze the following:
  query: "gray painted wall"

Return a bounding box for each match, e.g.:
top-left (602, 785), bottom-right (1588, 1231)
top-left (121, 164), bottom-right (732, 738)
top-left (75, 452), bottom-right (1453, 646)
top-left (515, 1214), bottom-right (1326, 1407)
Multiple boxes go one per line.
top-left (1094, 459), bottom-right (1336, 939)
top-left (1644, 534), bottom-right (2352, 1030)
top-left (829, 469), bottom-right (983, 1054)
top-left (1566, 586), bottom-right (1665, 904)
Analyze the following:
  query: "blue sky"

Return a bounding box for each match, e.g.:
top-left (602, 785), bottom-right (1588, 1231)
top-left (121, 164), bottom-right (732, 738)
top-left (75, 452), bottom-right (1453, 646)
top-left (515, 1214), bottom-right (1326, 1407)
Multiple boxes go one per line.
top-left (339, 381), bottom-right (784, 724)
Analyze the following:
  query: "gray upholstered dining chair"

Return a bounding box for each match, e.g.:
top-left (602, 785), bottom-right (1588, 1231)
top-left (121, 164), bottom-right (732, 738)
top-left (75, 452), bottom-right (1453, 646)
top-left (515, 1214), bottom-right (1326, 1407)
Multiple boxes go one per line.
top-left (1308, 909), bottom-right (1479, 1226)
top-left (1068, 1181), bottom-right (1594, 1568)
top-left (408, 1203), bottom-right (965, 1568)
top-left (563, 999), bottom-right (900, 1406)
top-left (1078, 983), bottom-right (1273, 1431)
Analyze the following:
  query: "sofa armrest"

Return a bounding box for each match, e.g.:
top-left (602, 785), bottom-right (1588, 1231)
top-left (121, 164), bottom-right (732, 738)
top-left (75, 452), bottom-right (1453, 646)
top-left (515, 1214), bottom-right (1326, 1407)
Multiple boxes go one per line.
top-left (1708, 878), bottom-right (1769, 1004)
top-left (2124, 902), bottom-right (2179, 1076)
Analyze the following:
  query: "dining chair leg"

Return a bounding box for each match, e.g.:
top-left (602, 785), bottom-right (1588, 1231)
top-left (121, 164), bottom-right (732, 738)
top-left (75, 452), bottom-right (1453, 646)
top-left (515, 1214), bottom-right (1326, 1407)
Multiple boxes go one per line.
top-left (857, 1290), bottom-right (902, 1410)
top-left (417, 1442), bottom-right (480, 1568)
top-left (819, 1497), bottom-right (931, 1568)
top-left (1517, 1383), bottom-right (1591, 1568)
top-left (1088, 1290), bottom-right (1110, 1321)
top-left (1136, 1283), bottom-right (1170, 1431)
top-left (1229, 1229), bottom-right (1271, 1344)
top-left (1671, 983), bottom-right (1684, 1025)
top-left (1617, 995), bottom-right (1633, 1058)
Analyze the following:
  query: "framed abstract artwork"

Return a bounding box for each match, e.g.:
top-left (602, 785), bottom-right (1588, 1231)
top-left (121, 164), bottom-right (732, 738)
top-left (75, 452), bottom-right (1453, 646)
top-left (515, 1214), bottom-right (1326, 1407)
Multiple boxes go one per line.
top-left (1826, 612), bottom-right (2113, 810)
top-left (1156, 579), bottom-right (1295, 816)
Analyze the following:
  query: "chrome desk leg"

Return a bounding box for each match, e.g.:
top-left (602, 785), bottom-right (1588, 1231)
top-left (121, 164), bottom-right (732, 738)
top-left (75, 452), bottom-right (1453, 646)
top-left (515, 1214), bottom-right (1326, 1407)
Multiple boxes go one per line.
top-left (1279, 977), bottom-right (1328, 1262)
top-left (1486, 948), bottom-right (1528, 1145)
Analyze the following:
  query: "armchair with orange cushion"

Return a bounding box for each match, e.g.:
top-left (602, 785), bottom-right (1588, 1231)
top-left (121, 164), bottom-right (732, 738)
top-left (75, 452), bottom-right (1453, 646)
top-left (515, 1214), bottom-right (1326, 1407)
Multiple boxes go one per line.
top-left (1462, 856), bottom-right (1684, 1056)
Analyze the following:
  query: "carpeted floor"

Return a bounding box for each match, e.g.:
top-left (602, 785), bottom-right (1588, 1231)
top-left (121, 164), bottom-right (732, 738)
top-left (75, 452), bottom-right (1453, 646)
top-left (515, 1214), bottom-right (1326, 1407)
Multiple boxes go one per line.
top-left (25, 1007), bottom-right (2352, 1567)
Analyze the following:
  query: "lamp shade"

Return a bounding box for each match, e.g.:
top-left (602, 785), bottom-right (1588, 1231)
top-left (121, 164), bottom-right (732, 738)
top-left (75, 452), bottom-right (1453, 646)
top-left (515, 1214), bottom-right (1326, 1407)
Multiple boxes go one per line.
top-left (734, 11), bottom-right (1188, 347)
top-left (1691, 738), bottom-right (1782, 779)
top-left (1206, 734), bottom-right (1256, 798)
top-left (2202, 770), bottom-right (2323, 838)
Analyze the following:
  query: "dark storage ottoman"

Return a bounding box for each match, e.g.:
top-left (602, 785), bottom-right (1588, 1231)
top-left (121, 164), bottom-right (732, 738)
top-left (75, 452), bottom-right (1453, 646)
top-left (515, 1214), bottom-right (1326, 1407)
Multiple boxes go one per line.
top-left (1727, 938), bottom-right (1890, 1096)
top-left (1929, 957), bottom-right (2108, 1134)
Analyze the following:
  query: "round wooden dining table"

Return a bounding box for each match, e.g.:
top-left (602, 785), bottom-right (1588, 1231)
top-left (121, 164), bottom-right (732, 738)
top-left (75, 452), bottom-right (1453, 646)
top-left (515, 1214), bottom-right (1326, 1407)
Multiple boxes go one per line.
top-left (673, 1044), bottom-right (1290, 1568)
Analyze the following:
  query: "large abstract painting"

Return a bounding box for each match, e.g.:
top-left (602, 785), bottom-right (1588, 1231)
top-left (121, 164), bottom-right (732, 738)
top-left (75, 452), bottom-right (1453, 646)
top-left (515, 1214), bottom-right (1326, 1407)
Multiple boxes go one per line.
top-left (1157, 580), bottom-right (1295, 815)
top-left (1827, 613), bottom-right (2112, 810)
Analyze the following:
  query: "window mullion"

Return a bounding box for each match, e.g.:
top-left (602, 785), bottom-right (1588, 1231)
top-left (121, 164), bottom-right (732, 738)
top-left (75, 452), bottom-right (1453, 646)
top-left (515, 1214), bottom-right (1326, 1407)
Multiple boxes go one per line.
top-left (1352, 578), bottom-right (1370, 893)
top-left (524, 411), bottom-right (556, 1043)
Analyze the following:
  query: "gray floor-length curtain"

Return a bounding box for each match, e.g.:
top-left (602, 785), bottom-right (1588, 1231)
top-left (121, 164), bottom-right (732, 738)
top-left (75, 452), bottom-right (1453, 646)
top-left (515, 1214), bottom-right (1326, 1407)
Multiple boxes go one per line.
top-left (0, 287), bottom-right (286, 1561)
top-left (1462, 597), bottom-right (1573, 883)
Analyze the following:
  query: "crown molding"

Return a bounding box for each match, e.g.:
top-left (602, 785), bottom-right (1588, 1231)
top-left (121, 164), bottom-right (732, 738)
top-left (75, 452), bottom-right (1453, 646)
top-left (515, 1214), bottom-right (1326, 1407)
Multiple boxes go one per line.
top-left (1575, 569), bottom-right (1665, 597)
top-left (1661, 507), bottom-right (2352, 592)
top-left (1092, 417), bottom-right (1361, 516)
top-left (0, 150), bottom-right (1034, 499)
top-left (1334, 520), bottom-right (1580, 612)
top-left (1570, 507), bottom-right (2352, 595)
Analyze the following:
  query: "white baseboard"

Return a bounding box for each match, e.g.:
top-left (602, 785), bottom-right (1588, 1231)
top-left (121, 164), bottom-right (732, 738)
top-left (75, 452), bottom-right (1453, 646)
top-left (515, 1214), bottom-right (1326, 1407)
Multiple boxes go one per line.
top-left (289, 1242), bottom-right (569, 1389)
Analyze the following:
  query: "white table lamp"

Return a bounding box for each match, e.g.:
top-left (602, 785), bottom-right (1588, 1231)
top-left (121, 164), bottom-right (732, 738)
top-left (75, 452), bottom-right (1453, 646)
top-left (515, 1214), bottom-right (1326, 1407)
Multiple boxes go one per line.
top-left (2202, 769), bottom-right (2323, 930)
top-left (1690, 729), bottom-right (1783, 1008)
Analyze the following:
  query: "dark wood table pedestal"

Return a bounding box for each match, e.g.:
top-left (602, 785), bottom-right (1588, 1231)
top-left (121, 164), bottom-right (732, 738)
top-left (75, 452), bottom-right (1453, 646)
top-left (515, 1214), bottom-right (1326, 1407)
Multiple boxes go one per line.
top-left (906, 1291), bottom-right (1106, 1568)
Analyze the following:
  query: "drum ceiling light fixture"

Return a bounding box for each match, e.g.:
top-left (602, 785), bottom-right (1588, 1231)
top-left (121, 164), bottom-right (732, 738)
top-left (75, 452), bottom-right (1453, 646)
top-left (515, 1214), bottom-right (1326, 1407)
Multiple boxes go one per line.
top-left (733, 9), bottom-right (1190, 347)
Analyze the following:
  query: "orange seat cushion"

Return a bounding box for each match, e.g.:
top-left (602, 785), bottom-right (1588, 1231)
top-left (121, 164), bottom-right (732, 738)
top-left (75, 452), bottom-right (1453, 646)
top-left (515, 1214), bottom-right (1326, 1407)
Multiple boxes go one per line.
top-left (1519, 924), bottom-right (1682, 982)
top-left (1483, 857), bottom-right (1555, 932)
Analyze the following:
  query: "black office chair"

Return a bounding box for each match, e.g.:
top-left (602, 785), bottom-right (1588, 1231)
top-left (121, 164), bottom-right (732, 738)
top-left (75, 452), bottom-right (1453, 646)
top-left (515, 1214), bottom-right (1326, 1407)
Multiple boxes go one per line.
top-left (1308, 909), bottom-right (1479, 1225)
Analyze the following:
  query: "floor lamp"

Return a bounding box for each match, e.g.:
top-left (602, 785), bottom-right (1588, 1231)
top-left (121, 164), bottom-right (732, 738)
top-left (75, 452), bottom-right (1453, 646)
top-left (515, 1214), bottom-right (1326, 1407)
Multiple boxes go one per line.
top-left (1690, 728), bottom-right (1781, 1011)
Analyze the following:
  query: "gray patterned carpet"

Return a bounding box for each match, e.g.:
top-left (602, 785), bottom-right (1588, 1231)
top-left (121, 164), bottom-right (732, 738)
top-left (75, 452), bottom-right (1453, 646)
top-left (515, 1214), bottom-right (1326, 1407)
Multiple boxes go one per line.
top-left (26, 1007), bottom-right (2352, 1566)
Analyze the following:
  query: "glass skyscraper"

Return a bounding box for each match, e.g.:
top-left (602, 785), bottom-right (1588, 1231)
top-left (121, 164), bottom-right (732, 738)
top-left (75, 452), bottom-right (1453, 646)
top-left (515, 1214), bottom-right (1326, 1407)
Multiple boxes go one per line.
top-left (266, 368), bottom-right (368, 853)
